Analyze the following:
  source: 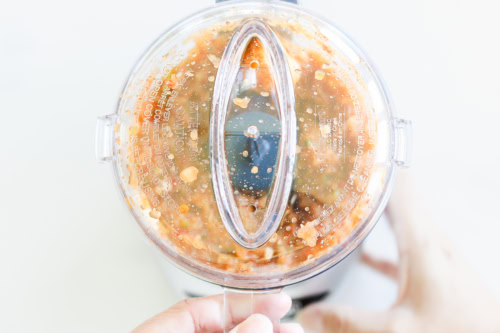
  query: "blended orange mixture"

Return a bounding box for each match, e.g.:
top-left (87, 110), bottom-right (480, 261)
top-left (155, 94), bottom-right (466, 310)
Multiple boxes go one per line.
top-left (122, 19), bottom-right (377, 274)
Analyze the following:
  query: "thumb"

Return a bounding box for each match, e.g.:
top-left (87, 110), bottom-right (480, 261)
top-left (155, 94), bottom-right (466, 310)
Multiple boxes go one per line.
top-left (297, 304), bottom-right (393, 333)
top-left (229, 314), bottom-right (273, 333)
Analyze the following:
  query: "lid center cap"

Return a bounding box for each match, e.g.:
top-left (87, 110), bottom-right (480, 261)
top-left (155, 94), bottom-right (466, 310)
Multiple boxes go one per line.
top-left (245, 125), bottom-right (260, 138)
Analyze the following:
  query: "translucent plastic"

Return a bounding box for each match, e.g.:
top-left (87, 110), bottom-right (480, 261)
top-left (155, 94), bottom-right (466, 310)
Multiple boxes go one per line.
top-left (211, 19), bottom-right (296, 249)
top-left (223, 288), bottom-right (282, 332)
top-left (95, 114), bottom-right (117, 162)
top-left (96, 0), bottom-right (412, 290)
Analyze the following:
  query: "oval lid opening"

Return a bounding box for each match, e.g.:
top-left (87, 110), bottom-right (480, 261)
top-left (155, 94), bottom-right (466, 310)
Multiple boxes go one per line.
top-left (210, 19), bottom-right (296, 249)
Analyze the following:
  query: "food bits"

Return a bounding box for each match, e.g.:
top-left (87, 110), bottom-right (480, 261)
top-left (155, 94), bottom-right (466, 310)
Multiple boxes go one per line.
top-left (320, 124), bottom-right (331, 137)
top-left (179, 204), bottom-right (190, 214)
top-left (297, 222), bottom-right (319, 247)
top-left (192, 235), bottom-right (204, 249)
top-left (233, 96), bottom-right (251, 109)
top-left (190, 129), bottom-right (198, 140)
top-left (180, 166), bottom-right (199, 183)
top-left (315, 70), bottom-right (325, 80)
top-left (207, 54), bottom-right (220, 68)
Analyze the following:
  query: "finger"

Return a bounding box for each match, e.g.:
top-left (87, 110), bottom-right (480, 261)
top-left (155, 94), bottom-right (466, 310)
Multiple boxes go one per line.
top-left (229, 316), bottom-right (304, 333)
top-left (385, 169), bottom-right (420, 243)
top-left (225, 292), bottom-right (292, 323)
top-left (229, 314), bottom-right (273, 333)
top-left (361, 251), bottom-right (398, 281)
top-left (385, 170), bottom-right (431, 302)
top-left (386, 170), bottom-right (439, 248)
top-left (131, 293), bottom-right (292, 333)
top-left (385, 170), bottom-right (453, 300)
top-left (279, 322), bottom-right (304, 333)
top-left (297, 303), bottom-right (393, 333)
top-left (251, 292), bottom-right (292, 319)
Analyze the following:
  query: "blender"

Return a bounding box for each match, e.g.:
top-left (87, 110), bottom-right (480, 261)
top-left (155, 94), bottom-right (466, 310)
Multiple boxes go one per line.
top-left (96, 0), bottom-right (412, 330)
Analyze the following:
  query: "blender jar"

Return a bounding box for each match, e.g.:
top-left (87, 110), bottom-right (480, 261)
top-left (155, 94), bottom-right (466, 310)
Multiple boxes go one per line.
top-left (96, 0), bottom-right (412, 330)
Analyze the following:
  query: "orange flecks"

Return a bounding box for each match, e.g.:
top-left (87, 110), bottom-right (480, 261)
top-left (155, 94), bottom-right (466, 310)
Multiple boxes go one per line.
top-left (149, 209), bottom-right (161, 219)
top-left (167, 75), bottom-right (178, 89)
top-left (192, 235), bottom-right (204, 249)
top-left (242, 38), bottom-right (265, 66)
top-left (179, 204), bottom-right (190, 214)
top-left (264, 247), bottom-right (274, 260)
top-left (315, 70), bottom-right (325, 80)
top-left (297, 222), bottom-right (320, 247)
top-left (180, 166), bottom-right (199, 183)
top-left (269, 233), bottom-right (278, 243)
top-left (207, 54), bottom-right (220, 68)
top-left (233, 97), bottom-right (250, 109)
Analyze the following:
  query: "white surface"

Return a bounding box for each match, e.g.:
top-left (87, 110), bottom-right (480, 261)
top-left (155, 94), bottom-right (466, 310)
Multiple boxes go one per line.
top-left (1, 0), bottom-right (499, 332)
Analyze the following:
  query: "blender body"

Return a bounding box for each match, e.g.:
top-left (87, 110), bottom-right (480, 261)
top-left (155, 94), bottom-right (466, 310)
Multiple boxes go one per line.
top-left (96, 0), bottom-right (412, 319)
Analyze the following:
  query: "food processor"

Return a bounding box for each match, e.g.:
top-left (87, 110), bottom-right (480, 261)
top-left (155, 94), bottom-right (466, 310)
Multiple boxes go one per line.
top-left (96, 0), bottom-right (412, 330)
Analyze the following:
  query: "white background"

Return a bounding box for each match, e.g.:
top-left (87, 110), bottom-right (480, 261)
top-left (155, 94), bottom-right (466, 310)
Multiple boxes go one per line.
top-left (1, 0), bottom-right (499, 332)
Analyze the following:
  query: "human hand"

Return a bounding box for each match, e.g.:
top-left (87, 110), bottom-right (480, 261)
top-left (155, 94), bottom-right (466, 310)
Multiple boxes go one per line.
top-left (132, 292), bottom-right (303, 333)
top-left (297, 171), bottom-right (500, 333)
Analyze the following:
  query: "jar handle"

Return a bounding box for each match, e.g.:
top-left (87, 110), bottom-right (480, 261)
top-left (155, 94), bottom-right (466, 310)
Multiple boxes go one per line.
top-left (392, 118), bottom-right (413, 168)
top-left (95, 114), bottom-right (118, 162)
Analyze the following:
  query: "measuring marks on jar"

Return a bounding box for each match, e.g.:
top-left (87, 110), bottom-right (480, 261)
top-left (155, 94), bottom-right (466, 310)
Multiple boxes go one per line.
top-left (312, 105), bottom-right (346, 163)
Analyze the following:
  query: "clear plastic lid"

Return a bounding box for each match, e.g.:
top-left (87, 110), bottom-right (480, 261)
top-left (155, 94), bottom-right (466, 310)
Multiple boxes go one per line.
top-left (96, 0), bottom-right (412, 289)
